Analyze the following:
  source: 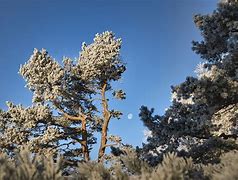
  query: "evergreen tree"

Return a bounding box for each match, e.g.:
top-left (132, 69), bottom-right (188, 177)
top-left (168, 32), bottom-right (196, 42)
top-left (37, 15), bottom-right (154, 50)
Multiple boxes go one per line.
top-left (140, 0), bottom-right (238, 166)
top-left (3, 1), bottom-right (238, 179)
top-left (0, 31), bottom-right (126, 163)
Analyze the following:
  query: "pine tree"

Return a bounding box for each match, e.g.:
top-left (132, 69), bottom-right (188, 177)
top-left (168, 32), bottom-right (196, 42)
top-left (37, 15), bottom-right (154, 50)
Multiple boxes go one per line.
top-left (139, 0), bottom-right (238, 166)
top-left (0, 31), bottom-right (126, 164)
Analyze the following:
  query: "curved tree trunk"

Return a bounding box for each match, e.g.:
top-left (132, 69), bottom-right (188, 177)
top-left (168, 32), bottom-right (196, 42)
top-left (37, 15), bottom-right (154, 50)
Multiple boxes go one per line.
top-left (98, 83), bottom-right (111, 162)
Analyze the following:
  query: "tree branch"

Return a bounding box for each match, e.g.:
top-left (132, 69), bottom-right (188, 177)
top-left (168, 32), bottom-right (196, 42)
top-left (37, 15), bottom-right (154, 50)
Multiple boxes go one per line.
top-left (102, 143), bottom-right (118, 148)
top-left (53, 101), bottom-right (85, 121)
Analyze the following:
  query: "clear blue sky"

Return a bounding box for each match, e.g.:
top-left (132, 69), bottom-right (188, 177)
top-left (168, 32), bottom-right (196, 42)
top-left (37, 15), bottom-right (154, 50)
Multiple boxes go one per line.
top-left (0, 0), bottom-right (218, 155)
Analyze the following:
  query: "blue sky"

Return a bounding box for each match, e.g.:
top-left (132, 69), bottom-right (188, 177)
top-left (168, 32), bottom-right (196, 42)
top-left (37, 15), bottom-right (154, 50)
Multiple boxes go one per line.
top-left (0, 0), bottom-right (218, 158)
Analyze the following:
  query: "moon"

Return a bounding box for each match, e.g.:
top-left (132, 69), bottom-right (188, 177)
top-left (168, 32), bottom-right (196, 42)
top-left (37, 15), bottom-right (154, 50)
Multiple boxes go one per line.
top-left (127, 113), bottom-right (133, 119)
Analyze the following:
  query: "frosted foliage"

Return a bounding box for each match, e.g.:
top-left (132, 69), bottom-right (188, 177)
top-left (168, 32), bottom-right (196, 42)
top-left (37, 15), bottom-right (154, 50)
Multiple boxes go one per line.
top-left (19, 48), bottom-right (64, 103)
top-left (211, 150), bottom-right (238, 180)
top-left (0, 102), bottom-right (64, 156)
top-left (153, 153), bottom-right (195, 180)
top-left (0, 102), bottom-right (52, 146)
top-left (140, 0), bottom-right (238, 166)
top-left (0, 147), bottom-right (63, 180)
top-left (143, 129), bottom-right (152, 139)
top-left (6, 102), bottom-right (52, 129)
top-left (200, 65), bottom-right (225, 81)
top-left (194, 62), bottom-right (214, 79)
top-left (77, 162), bottom-right (111, 180)
top-left (211, 104), bottom-right (238, 136)
top-left (1, 128), bottom-right (28, 146)
top-left (192, 0), bottom-right (238, 62)
top-left (78, 31), bottom-right (125, 83)
top-left (9, 31), bottom-right (126, 163)
top-left (221, 0), bottom-right (238, 4)
top-left (171, 92), bottom-right (194, 105)
top-left (141, 60), bottom-right (238, 165)
top-left (30, 127), bottom-right (61, 145)
top-left (173, 64), bottom-right (238, 108)
top-left (108, 135), bottom-right (122, 144)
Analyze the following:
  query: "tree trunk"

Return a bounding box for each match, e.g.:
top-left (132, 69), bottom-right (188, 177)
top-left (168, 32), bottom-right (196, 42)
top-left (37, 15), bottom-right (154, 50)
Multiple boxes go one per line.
top-left (98, 82), bottom-right (111, 162)
top-left (81, 118), bottom-right (90, 161)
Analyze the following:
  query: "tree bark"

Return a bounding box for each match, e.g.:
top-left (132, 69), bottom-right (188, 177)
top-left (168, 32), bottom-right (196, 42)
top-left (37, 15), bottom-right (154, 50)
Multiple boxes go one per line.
top-left (81, 117), bottom-right (90, 161)
top-left (98, 82), bottom-right (111, 162)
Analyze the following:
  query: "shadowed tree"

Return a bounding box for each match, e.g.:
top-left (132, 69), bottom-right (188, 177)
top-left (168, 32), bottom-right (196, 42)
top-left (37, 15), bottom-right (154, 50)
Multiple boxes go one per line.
top-left (139, 0), bottom-right (238, 166)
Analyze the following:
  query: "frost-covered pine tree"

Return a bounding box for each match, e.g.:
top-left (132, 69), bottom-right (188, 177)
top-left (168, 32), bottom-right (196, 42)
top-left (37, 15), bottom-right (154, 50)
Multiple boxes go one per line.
top-left (139, 0), bottom-right (238, 166)
top-left (0, 31), bottom-right (126, 163)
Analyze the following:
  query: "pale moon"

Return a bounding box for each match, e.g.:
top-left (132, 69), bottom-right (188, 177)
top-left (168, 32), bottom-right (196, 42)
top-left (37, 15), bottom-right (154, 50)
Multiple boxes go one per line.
top-left (127, 113), bottom-right (133, 119)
